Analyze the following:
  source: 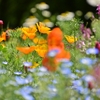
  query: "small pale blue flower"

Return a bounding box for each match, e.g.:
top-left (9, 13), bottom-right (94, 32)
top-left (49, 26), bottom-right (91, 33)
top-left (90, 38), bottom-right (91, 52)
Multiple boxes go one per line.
top-left (14, 71), bottom-right (22, 75)
top-left (80, 57), bottom-right (97, 66)
top-left (47, 49), bottom-right (59, 57)
top-left (15, 75), bottom-right (33, 85)
top-left (48, 84), bottom-right (57, 92)
top-left (23, 62), bottom-right (32, 67)
top-left (86, 48), bottom-right (99, 55)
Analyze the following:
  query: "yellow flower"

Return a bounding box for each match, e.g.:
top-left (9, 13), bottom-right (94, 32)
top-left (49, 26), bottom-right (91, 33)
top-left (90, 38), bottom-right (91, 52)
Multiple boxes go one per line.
top-left (35, 44), bottom-right (48, 57)
top-left (30, 62), bottom-right (39, 68)
top-left (65, 35), bottom-right (77, 44)
top-left (21, 25), bottom-right (37, 40)
top-left (33, 37), bottom-right (47, 44)
top-left (36, 22), bottom-right (51, 34)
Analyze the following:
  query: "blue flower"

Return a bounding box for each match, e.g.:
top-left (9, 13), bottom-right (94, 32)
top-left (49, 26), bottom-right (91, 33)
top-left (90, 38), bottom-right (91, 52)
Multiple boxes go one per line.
top-left (15, 75), bottom-right (33, 85)
top-left (80, 57), bottom-right (97, 66)
top-left (47, 49), bottom-right (59, 57)
top-left (86, 48), bottom-right (99, 55)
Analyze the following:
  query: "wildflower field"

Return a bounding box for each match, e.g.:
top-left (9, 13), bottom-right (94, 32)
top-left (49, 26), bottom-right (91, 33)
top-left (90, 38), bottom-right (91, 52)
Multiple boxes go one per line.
top-left (1, 3), bottom-right (100, 100)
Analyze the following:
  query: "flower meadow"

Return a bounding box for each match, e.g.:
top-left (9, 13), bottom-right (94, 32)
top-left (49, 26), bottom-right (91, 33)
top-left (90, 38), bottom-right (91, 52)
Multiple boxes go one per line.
top-left (1, 3), bottom-right (100, 100)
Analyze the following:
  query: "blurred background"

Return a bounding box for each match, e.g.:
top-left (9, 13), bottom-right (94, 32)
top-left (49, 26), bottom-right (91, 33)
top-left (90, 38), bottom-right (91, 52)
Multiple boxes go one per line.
top-left (0, 0), bottom-right (99, 28)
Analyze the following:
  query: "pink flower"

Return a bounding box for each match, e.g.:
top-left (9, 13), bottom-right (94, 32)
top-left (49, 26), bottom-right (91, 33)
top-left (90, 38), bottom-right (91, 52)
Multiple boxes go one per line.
top-left (96, 5), bottom-right (100, 15)
top-left (0, 20), bottom-right (3, 26)
top-left (80, 24), bottom-right (92, 39)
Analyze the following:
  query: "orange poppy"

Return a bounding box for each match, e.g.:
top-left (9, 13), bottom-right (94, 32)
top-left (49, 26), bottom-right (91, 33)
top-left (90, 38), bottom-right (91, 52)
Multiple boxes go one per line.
top-left (48, 42), bottom-right (64, 51)
top-left (42, 27), bottom-right (71, 71)
top-left (47, 27), bottom-right (63, 45)
top-left (42, 56), bottom-right (58, 71)
top-left (16, 46), bottom-right (35, 54)
top-left (55, 49), bottom-right (70, 61)
top-left (36, 22), bottom-right (51, 34)
top-left (42, 47), bottom-right (70, 71)
top-left (0, 32), bottom-right (6, 42)
top-left (21, 26), bottom-right (37, 40)
top-left (35, 44), bottom-right (48, 57)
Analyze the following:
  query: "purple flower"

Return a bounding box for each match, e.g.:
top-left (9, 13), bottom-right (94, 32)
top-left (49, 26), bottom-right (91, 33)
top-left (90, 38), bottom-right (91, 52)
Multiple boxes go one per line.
top-left (80, 23), bottom-right (84, 33)
top-left (96, 5), bottom-right (100, 15)
top-left (80, 24), bottom-right (92, 39)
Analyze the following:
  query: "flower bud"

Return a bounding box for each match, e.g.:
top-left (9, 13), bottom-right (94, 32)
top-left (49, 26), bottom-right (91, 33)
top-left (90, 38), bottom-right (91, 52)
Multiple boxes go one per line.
top-left (95, 41), bottom-right (100, 51)
top-left (0, 20), bottom-right (3, 26)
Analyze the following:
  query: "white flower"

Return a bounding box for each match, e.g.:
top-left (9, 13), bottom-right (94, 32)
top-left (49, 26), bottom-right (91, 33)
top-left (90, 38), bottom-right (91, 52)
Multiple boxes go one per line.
top-left (36, 2), bottom-right (49, 10)
top-left (42, 10), bottom-right (51, 17)
top-left (57, 12), bottom-right (74, 21)
top-left (23, 16), bottom-right (38, 27)
top-left (86, 0), bottom-right (100, 6)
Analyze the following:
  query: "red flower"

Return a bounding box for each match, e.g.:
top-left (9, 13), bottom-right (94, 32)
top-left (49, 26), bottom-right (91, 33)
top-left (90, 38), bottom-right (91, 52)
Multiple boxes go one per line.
top-left (95, 41), bottom-right (100, 52)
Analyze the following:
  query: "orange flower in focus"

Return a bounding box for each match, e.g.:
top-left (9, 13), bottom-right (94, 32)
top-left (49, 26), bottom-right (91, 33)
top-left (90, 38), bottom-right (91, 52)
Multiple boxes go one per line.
top-left (36, 22), bottom-right (51, 34)
top-left (16, 46), bottom-right (35, 54)
top-left (0, 32), bottom-right (6, 42)
top-left (33, 37), bottom-right (47, 44)
top-left (21, 26), bottom-right (37, 40)
top-left (35, 44), bottom-right (48, 57)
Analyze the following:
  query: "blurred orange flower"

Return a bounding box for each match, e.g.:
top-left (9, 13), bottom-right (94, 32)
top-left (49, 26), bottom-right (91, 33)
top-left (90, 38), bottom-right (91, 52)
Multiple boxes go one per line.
top-left (42, 56), bottom-right (58, 71)
top-left (42, 47), bottom-right (70, 71)
top-left (42, 27), bottom-right (71, 71)
top-left (47, 27), bottom-right (63, 45)
top-left (16, 46), bottom-right (35, 54)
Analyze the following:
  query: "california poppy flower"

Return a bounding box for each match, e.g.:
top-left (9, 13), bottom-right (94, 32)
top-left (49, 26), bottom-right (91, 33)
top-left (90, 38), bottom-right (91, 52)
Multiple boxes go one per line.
top-left (36, 22), bottom-right (51, 34)
top-left (42, 48), bottom-right (70, 71)
top-left (65, 35), bottom-right (77, 44)
top-left (42, 27), bottom-right (71, 71)
top-left (35, 44), bottom-right (48, 57)
top-left (48, 27), bottom-right (63, 45)
top-left (0, 32), bottom-right (7, 42)
top-left (16, 46), bottom-right (35, 54)
top-left (33, 37), bottom-right (47, 44)
top-left (21, 26), bottom-right (37, 40)
top-left (42, 55), bottom-right (58, 71)
top-left (30, 62), bottom-right (39, 68)
top-left (48, 42), bottom-right (64, 51)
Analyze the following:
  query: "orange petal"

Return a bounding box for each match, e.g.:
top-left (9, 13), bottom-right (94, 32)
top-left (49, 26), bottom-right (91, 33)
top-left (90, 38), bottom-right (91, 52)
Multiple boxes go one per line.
top-left (48, 27), bottom-right (63, 44)
top-left (22, 34), bottom-right (27, 40)
top-left (1, 32), bottom-right (6, 41)
top-left (42, 56), bottom-right (58, 71)
top-left (56, 49), bottom-right (70, 60)
top-left (16, 46), bottom-right (35, 54)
